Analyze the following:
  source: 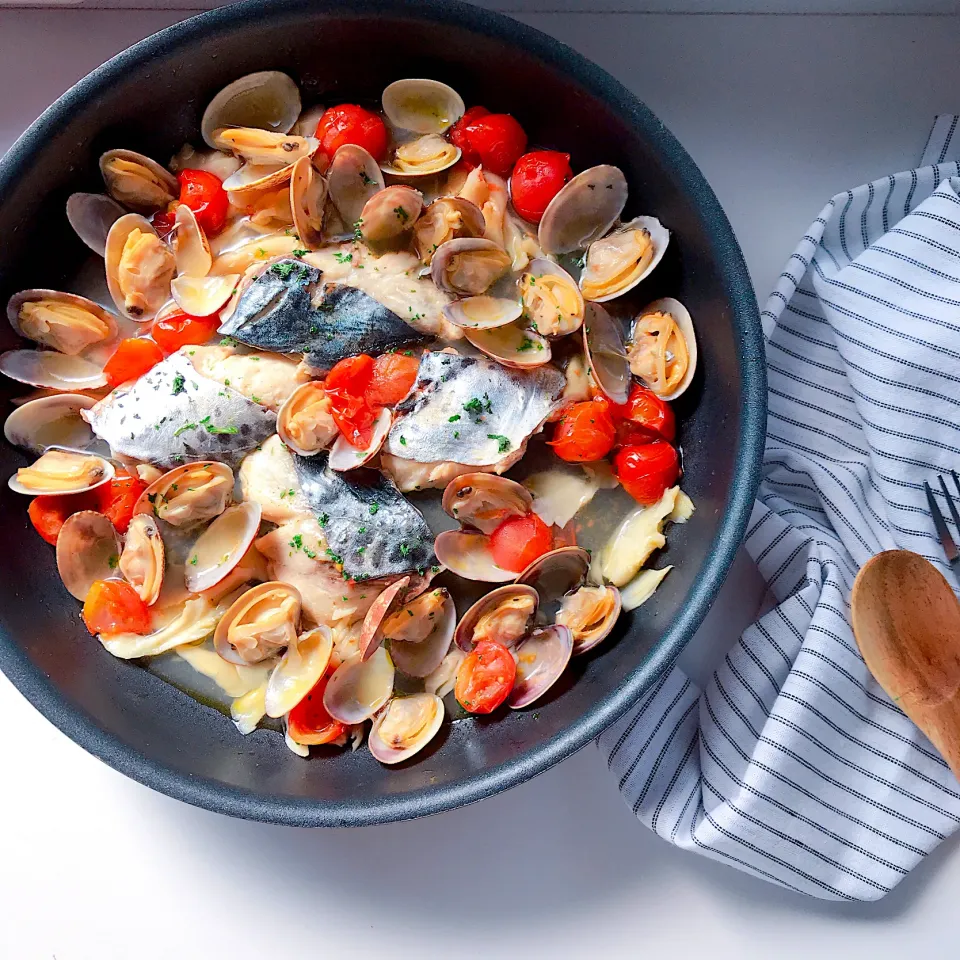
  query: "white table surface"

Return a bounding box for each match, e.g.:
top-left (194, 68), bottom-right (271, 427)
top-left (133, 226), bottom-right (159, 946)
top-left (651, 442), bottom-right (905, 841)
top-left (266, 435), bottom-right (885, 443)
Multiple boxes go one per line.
top-left (3, 7), bottom-right (960, 959)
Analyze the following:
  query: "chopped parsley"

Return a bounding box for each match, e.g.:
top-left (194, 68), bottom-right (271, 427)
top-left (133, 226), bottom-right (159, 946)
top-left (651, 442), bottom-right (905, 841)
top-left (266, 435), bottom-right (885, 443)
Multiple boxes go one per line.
top-left (318, 512), bottom-right (329, 525)
top-left (488, 434), bottom-right (511, 453)
top-left (448, 414), bottom-right (461, 422)
top-left (353, 219), bottom-right (364, 240)
top-left (358, 526), bottom-right (366, 534)
top-left (173, 422), bottom-right (197, 438)
top-left (369, 503), bottom-right (379, 515)
top-left (107, 554), bottom-right (119, 570)
top-left (206, 423), bottom-right (239, 435)
top-left (290, 534), bottom-right (304, 550)
top-left (220, 337), bottom-right (237, 347)
top-left (399, 435), bottom-right (407, 445)
top-left (255, 247), bottom-right (267, 258)
top-left (292, 247), bottom-right (309, 258)
top-left (453, 431), bottom-right (460, 439)
top-left (333, 252), bottom-right (353, 264)
top-left (325, 548), bottom-right (344, 564)
top-left (394, 206), bottom-right (409, 223)
top-left (517, 338), bottom-right (535, 353)
top-left (189, 555), bottom-right (198, 566)
top-left (399, 542), bottom-right (410, 557)
top-left (171, 373), bottom-right (186, 395)
top-left (279, 488), bottom-right (296, 499)
top-left (271, 261), bottom-right (297, 280)
top-left (359, 171), bottom-right (375, 185)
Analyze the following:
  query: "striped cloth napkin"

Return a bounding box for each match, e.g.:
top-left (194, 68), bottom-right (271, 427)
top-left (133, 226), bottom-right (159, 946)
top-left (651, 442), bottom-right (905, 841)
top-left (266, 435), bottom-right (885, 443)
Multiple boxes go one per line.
top-left (598, 116), bottom-right (960, 901)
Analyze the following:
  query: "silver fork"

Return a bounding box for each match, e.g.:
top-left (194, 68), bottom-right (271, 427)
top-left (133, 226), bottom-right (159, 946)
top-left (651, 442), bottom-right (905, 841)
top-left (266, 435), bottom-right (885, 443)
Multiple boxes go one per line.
top-left (924, 470), bottom-right (960, 571)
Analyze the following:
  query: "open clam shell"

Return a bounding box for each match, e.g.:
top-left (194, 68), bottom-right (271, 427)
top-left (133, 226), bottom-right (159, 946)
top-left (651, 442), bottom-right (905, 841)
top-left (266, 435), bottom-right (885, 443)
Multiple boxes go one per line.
top-left (0, 350), bottom-right (107, 392)
top-left (322, 647), bottom-right (395, 724)
top-left (55, 510), bottom-right (121, 601)
top-left (442, 295), bottom-right (521, 331)
top-left (214, 580), bottom-right (302, 666)
top-left (7, 289), bottom-right (118, 357)
top-left (382, 79), bottom-right (464, 135)
top-left (9, 447), bottom-right (114, 496)
top-left (431, 237), bottom-right (511, 296)
top-left (434, 530), bottom-right (514, 582)
top-left (99, 149), bottom-right (178, 214)
top-left (3, 393), bottom-right (98, 454)
top-left (516, 546), bottom-right (591, 602)
top-left (133, 461), bottom-right (233, 526)
top-left (172, 204), bottom-right (212, 278)
top-left (583, 301), bottom-right (630, 404)
top-left (265, 625), bottom-right (334, 718)
top-left (557, 584), bottom-right (622, 656)
top-left (119, 513), bottom-right (165, 605)
top-left (538, 165), bottom-right (628, 255)
top-left (212, 127), bottom-right (318, 167)
top-left (454, 583), bottom-right (538, 652)
top-left (368, 693), bottom-right (444, 765)
top-left (359, 185), bottom-right (423, 245)
top-left (464, 321), bottom-right (551, 369)
top-left (184, 501), bottom-right (262, 594)
top-left (328, 407), bottom-right (392, 472)
top-left (326, 144), bottom-right (385, 230)
top-left (508, 624), bottom-right (573, 709)
top-left (442, 473), bottom-right (533, 534)
top-left (221, 161), bottom-right (298, 206)
top-left (381, 135), bottom-right (461, 178)
top-left (358, 576), bottom-right (411, 661)
top-left (170, 274), bottom-right (240, 317)
top-left (66, 192), bottom-right (125, 258)
top-left (290, 155), bottom-right (328, 250)
top-left (628, 297), bottom-right (698, 402)
top-left (579, 216), bottom-right (669, 303)
top-left (105, 213), bottom-right (176, 321)
top-left (519, 260), bottom-right (585, 338)
top-left (201, 71), bottom-right (301, 149)
top-left (276, 381), bottom-right (338, 456)
top-left (414, 197), bottom-right (485, 264)
top-left (387, 588), bottom-right (456, 677)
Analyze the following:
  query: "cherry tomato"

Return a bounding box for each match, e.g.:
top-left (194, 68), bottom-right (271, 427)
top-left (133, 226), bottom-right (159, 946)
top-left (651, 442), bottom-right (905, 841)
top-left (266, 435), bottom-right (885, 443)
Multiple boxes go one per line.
top-left (449, 106), bottom-right (491, 167)
top-left (103, 338), bottom-right (164, 388)
top-left (614, 441), bottom-right (680, 505)
top-left (324, 353), bottom-right (376, 447)
top-left (82, 580), bottom-right (151, 636)
top-left (509, 150), bottom-right (573, 223)
top-left (455, 639), bottom-right (517, 714)
top-left (28, 492), bottom-right (98, 545)
top-left (613, 384), bottom-right (676, 445)
top-left (461, 113), bottom-right (527, 177)
top-left (177, 169), bottom-right (229, 236)
top-left (151, 308), bottom-right (220, 354)
top-left (548, 399), bottom-right (616, 463)
top-left (151, 205), bottom-right (177, 241)
top-left (316, 104), bottom-right (388, 161)
top-left (366, 352), bottom-right (419, 407)
top-left (95, 476), bottom-right (148, 534)
top-left (287, 673), bottom-right (347, 745)
top-left (489, 513), bottom-right (554, 574)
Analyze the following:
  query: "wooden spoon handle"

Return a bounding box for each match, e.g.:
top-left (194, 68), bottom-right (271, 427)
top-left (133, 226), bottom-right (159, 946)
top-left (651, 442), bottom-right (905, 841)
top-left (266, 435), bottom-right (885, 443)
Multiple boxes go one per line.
top-left (910, 693), bottom-right (960, 782)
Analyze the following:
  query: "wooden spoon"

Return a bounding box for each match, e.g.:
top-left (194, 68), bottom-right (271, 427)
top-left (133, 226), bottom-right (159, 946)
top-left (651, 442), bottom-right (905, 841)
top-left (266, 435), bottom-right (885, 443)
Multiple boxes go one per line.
top-left (851, 549), bottom-right (960, 779)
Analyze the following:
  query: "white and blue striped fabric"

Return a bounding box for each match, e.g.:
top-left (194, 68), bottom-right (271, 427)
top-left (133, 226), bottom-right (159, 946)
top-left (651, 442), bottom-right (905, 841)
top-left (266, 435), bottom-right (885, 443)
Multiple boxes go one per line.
top-left (599, 117), bottom-right (960, 901)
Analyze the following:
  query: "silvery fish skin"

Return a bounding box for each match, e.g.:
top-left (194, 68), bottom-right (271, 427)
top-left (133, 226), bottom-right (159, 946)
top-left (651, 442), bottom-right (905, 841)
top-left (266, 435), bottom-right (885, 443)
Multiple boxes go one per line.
top-left (218, 258), bottom-right (430, 372)
top-left (84, 350), bottom-right (276, 468)
top-left (384, 351), bottom-right (565, 466)
top-left (293, 451), bottom-right (436, 581)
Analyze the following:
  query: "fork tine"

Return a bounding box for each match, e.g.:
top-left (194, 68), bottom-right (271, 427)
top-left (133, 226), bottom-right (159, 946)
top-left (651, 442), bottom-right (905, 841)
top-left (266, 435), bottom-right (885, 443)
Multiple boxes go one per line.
top-left (952, 468), bottom-right (960, 501)
top-left (939, 474), bottom-right (960, 532)
top-left (925, 480), bottom-right (959, 564)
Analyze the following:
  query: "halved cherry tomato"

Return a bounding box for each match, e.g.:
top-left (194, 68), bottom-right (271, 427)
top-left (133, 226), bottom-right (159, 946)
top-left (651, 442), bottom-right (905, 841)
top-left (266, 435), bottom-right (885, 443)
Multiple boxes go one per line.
top-left (324, 353), bottom-right (376, 447)
top-left (316, 104), bottom-right (388, 161)
top-left (509, 150), bottom-right (573, 223)
top-left (614, 441), bottom-right (680, 505)
top-left (461, 113), bottom-right (527, 177)
top-left (612, 384), bottom-right (676, 445)
top-left (103, 338), bottom-right (164, 388)
top-left (82, 580), bottom-right (151, 636)
top-left (287, 672), bottom-right (348, 745)
top-left (151, 308), bottom-right (220, 354)
top-left (548, 398), bottom-right (616, 463)
top-left (366, 352), bottom-right (419, 407)
top-left (28, 491), bottom-right (98, 545)
top-left (177, 169), bottom-right (229, 235)
top-left (152, 205), bottom-right (177, 240)
top-left (95, 476), bottom-right (147, 534)
top-left (489, 513), bottom-right (553, 573)
top-left (449, 105), bottom-right (491, 167)
top-left (455, 639), bottom-right (517, 714)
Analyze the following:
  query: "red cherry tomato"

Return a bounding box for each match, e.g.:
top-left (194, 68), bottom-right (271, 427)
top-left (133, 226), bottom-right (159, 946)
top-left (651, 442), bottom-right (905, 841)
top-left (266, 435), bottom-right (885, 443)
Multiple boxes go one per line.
top-left (548, 399), bottom-right (616, 463)
top-left (287, 673), bottom-right (348, 745)
top-left (366, 352), bottom-right (419, 407)
top-left (95, 476), bottom-right (148, 534)
top-left (151, 205), bottom-right (177, 241)
top-left (316, 104), bottom-right (388, 161)
top-left (151, 308), bottom-right (220, 354)
top-left (489, 513), bottom-right (554, 574)
top-left (510, 150), bottom-right (573, 223)
top-left (455, 639), bottom-right (517, 714)
top-left (614, 442), bottom-right (680, 505)
top-left (461, 113), bottom-right (528, 178)
top-left (103, 338), bottom-right (164, 388)
top-left (324, 354), bottom-right (376, 447)
top-left (28, 492), bottom-right (99, 545)
top-left (613, 384), bottom-right (676, 445)
top-left (82, 580), bottom-right (151, 636)
top-left (449, 105), bottom-right (491, 167)
top-left (177, 169), bottom-right (229, 235)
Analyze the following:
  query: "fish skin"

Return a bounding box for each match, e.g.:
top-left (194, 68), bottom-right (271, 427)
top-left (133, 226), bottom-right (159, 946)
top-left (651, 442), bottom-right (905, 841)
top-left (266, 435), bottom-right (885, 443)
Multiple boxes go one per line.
top-left (83, 350), bottom-right (276, 468)
top-left (217, 258), bottom-right (430, 372)
top-left (293, 451), bottom-right (436, 581)
top-left (384, 351), bottom-right (565, 466)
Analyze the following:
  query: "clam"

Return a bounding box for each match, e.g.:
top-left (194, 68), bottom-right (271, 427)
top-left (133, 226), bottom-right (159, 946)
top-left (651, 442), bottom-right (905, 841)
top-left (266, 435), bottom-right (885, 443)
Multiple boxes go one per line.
top-left (431, 238), bottom-right (511, 296)
top-left (538, 165), bottom-right (628, 255)
top-left (134, 461), bottom-right (233, 526)
top-left (579, 216), bottom-right (669, 302)
top-left (9, 448), bottom-right (114, 496)
top-left (442, 473), bottom-right (533, 534)
top-left (66, 193), bottom-right (125, 257)
top-left (386, 588), bottom-right (456, 677)
top-left (172, 205), bottom-right (212, 278)
top-left (358, 185), bottom-right (423, 245)
top-left (276, 381), bottom-right (338, 455)
top-left (170, 274), bottom-right (240, 317)
top-left (627, 297), bottom-right (697, 401)
top-left (0, 350), bottom-right (107, 392)
top-left (293, 104), bottom-right (326, 139)
top-left (322, 646), bottom-right (395, 724)
top-left (583, 301), bottom-right (630, 404)
top-left (290, 155), bottom-right (328, 250)
top-left (55, 510), bottom-right (120, 601)
top-left (184, 501), bottom-right (262, 594)
top-left (201, 71), bottom-right (301, 149)
top-left (328, 407), bottom-right (392, 472)
top-left (414, 197), bottom-right (485, 264)
top-left (557, 584), bottom-right (622, 655)
top-left (454, 584), bottom-right (538, 651)
top-left (381, 135), bottom-right (461, 178)
top-left (7, 290), bottom-right (118, 357)
top-left (382, 79), bottom-right (464, 135)
top-left (119, 513), bottom-right (165, 605)
top-left (3, 393), bottom-right (98, 454)
top-left (357, 576), bottom-right (411, 661)
top-left (424, 647), bottom-right (465, 698)
top-left (434, 530), bottom-right (514, 582)
top-left (212, 127), bottom-right (318, 167)
top-left (264, 625), bottom-right (334, 718)
top-left (99, 149), bottom-right (178, 214)
top-left (442, 295), bottom-right (521, 331)
top-left (463, 321), bottom-right (551, 369)
top-left (516, 546), bottom-right (591, 603)
top-left (326, 144), bottom-right (385, 230)
top-left (105, 214), bottom-right (176, 321)
top-left (214, 580), bottom-right (302, 665)
top-left (368, 693), bottom-right (444, 765)
top-left (221, 162), bottom-right (297, 207)
top-left (508, 624), bottom-right (573, 709)
top-left (519, 260), bottom-right (584, 337)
